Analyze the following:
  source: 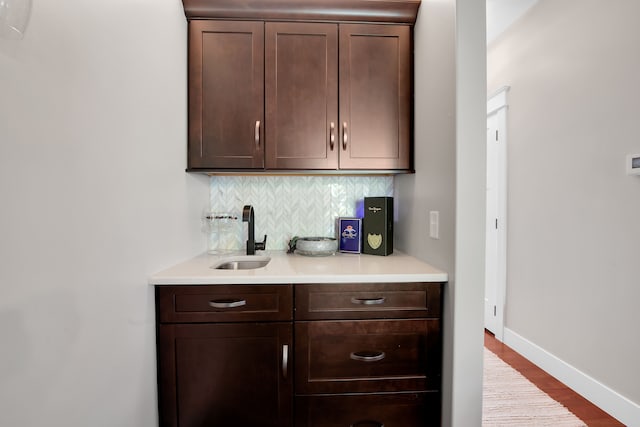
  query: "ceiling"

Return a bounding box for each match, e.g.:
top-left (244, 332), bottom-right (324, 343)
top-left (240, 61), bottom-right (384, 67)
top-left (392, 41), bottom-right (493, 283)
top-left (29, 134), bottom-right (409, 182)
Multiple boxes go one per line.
top-left (486, 0), bottom-right (539, 43)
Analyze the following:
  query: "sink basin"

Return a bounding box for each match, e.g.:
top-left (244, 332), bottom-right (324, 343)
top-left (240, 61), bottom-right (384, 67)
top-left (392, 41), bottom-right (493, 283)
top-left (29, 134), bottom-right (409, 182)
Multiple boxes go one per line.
top-left (212, 256), bottom-right (271, 270)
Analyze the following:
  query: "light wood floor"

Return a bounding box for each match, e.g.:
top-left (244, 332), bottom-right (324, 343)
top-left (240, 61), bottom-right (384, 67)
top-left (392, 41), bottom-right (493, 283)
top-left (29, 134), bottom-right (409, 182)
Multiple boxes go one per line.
top-left (484, 331), bottom-right (624, 427)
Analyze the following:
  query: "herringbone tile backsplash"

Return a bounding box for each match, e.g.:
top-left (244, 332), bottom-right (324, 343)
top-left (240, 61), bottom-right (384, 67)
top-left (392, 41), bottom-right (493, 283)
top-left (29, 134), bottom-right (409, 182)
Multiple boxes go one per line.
top-left (207, 176), bottom-right (393, 251)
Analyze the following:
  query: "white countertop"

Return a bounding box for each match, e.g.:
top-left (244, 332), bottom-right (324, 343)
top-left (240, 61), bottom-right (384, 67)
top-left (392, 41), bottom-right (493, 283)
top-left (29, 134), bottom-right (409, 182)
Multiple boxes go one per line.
top-left (149, 250), bottom-right (448, 285)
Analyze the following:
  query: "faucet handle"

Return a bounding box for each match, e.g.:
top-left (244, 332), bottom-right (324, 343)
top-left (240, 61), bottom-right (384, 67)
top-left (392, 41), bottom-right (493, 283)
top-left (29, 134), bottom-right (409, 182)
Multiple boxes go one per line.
top-left (255, 234), bottom-right (267, 251)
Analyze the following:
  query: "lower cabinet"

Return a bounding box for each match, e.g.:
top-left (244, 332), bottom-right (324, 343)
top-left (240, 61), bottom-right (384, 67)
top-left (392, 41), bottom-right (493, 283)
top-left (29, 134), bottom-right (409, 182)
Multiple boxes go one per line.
top-left (157, 323), bottom-right (293, 427)
top-left (155, 282), bottom-right (442, 427)
top-left (156, 285), bottom-right (293, 427)
top-left (295, 393), bottom-right (440, 427)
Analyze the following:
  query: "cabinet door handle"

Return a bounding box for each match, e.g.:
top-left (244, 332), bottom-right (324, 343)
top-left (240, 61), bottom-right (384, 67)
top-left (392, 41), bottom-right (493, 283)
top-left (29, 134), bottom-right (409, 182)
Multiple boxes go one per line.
top-left (342, 122), bottom-right (348, 150)
top-left (350, 297), bottom-right (386, 305)
top-left (329, 121), bottom-right (335, 150)
top-left (254, 120), bottom-right (261, 148)
top-left (350, 351), bottom-right (386, 362)
top-left (208, 298), bottom-right (247, 309)
top-left (282, 344), bottom-right (289, 379)
top-left (351, 421), bottom-right (384, 427)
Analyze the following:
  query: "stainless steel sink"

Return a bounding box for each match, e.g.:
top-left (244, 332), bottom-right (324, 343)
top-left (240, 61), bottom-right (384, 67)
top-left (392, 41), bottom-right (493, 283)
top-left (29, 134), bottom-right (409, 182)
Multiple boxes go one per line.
top-left (212, 256), bottom-right (271, 270)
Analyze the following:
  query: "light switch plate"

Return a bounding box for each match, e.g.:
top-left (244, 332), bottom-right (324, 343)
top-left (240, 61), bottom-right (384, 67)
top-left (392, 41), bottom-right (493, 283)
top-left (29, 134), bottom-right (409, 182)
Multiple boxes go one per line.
top-left (429, 211), bottom-right (439, 239)
top-left (627, 154), bottom-right (640, 175)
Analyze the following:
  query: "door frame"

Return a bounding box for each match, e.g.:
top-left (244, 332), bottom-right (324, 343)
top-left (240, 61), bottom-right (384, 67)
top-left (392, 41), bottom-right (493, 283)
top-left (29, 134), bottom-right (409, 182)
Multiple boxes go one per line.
top-left (485, 86), bottom-right (509, 342)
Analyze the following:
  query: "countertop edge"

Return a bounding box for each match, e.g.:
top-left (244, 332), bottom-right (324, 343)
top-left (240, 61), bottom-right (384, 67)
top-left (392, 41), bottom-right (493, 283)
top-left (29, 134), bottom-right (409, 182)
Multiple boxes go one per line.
top-left (148, 251), bottom-right (449, 285)
top-left (149, 273), bottom-right (448, 285)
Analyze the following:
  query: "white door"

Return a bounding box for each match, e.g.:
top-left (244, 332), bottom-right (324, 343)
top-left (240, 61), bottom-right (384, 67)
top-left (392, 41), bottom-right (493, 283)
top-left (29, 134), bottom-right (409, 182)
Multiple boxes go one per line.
top-left (485, 112), bottom-right (499, 334)
top-left (485, 86), bottom-right (509, 341)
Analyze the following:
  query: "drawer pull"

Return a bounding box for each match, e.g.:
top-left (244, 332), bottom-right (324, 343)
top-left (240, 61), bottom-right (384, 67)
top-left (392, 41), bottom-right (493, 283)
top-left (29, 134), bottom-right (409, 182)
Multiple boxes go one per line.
top-left (255, 120), bottom-right (261, 148)
top-left (350, 351), bottom-right (386, 362)
top-left (329, 121), bottom-right (335, 150)
top-left (282, 344), bottom-right (289, 379)
top-left (351, 420), bottom-right (384, 427)
top-left (208, 299), bottom-right (247, 309)
top-left (342, 122), bottom-right (348, 150)
top-left (350, 297), bottom-right (386, 305)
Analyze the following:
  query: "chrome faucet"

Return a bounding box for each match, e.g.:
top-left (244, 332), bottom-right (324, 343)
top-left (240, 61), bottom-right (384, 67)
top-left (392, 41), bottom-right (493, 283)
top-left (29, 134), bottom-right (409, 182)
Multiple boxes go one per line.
top-left (242, 205), bottom-right (267, 255)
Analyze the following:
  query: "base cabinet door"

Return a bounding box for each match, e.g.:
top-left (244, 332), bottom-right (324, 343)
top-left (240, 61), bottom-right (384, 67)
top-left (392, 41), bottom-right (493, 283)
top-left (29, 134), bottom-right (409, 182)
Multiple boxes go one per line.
top-left (295, 393), bottom-right (440, 427)
top-left (157, 322), bottom-right (293, 427)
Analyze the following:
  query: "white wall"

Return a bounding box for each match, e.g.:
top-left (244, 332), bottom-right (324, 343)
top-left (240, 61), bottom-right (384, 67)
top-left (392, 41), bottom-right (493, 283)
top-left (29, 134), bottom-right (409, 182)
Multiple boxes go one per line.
top-left (396, 0), bottom-right (486, 425)
top-left (452, 0), bottom-right (488, 425)
top-left (0, 1), bottom-right (208, 426)
top-left (486, 0), bottom-right (538, 44)
top-left (488, 0), bottom-right (640, 421)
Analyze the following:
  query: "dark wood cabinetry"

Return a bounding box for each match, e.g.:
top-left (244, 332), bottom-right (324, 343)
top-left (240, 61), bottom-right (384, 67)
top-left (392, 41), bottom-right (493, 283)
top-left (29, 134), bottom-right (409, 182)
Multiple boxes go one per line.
top-left (184, 1), bottom-right (417, 173)
top-left (294, 283), bottom-right (442, 426)
top-left (158, 323), bottom-right (292, 427)
top-left (155, 282), bottom-right (442, 427)
top-left (295, 282), bottom-right (440, 320)
top-left (265, 22), bottom-right (339, 170)
top-left (296, 319), bottom-right (439, 394)
top-left (264, 23), bottom-right (411, 171)
top-left (188, 21), bottom-right (264, 169)
top-left (156, 285), bottom-right (293, 427)
top-left (295, 393), bottom-right (439, 427)
top-left (338, 24), bottom-right (412, 170)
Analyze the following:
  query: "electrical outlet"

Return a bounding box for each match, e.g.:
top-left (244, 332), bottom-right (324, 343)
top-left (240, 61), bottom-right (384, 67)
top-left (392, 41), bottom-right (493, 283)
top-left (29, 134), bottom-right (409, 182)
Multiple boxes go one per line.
top-left (429, 211), bottom-right (439, 239)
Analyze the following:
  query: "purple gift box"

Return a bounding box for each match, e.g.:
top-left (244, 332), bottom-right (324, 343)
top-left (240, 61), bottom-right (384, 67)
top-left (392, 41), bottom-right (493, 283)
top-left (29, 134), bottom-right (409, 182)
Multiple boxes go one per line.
top-left (337, 218), bottom-right (362, 253)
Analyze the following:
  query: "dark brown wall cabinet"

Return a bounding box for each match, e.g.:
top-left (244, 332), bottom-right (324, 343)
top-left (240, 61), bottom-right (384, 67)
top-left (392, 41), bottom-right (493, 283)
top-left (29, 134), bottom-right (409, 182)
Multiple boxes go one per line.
top-left (338, 24), bottom-right (411, 170)
top-left (156, 282), bottom-right (442, 427)
top-left (188, 21), bottom-right (265, 169)
top-left (187, 19), bottom-right (413, 172)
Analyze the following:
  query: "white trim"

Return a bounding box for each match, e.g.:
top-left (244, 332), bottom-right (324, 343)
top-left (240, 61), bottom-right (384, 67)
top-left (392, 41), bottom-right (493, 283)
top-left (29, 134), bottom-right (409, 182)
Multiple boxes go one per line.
top-left (503, 328), bottom-right (640, 427)
top-left (487, 85), bottom-right (510, 115)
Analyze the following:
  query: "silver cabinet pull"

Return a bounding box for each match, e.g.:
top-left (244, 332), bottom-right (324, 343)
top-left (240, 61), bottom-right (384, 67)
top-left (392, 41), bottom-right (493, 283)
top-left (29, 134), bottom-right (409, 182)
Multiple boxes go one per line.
top-left (282, 344), bottom-right (289, 379)
top-left (208, 299), bottom-right (247, 309)
top-left (351, 421), bottom-right (384, 427)
top-left (255, 120), bottom-right (261, 148)
top-left (329, 121), bottom-right (335, 150)
top-left (350, 351), bottom-right (386, 362)
top-left (350, 297), bottom-right (386, 305)
top-left (342, 122), bottom-right (348, 150)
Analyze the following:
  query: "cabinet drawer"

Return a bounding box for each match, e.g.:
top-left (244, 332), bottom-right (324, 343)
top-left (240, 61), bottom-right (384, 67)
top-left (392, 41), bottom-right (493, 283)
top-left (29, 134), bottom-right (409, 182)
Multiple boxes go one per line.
top-left (295, 282), bottom-right (442, 320)
top-left (295, 319), bottom-right (441, 394)
top-left (156, 285), bottom-right (292, 323)
top-left (295, 392), bottom-right (440, 427)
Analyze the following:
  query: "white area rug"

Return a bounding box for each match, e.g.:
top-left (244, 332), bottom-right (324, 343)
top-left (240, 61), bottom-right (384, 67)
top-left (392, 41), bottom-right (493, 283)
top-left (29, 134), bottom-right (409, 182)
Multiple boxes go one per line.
top-left (483, 348), bottom-right (587, 426)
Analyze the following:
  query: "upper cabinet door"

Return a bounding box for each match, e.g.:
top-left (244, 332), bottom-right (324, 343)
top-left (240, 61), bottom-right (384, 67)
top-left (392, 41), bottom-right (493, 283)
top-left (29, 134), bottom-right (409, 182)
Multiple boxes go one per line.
top-left (339, 24), bottom-right (412, 171)
top-left (188, 21), bottom-right (264, 170)
top-left (265, 23), bottom-right (339, 170)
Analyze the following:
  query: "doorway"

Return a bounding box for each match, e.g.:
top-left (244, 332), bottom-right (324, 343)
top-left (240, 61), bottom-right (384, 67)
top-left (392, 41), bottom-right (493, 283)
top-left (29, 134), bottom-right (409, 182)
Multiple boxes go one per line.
top-left (485, 86), bottom-right (509, 341)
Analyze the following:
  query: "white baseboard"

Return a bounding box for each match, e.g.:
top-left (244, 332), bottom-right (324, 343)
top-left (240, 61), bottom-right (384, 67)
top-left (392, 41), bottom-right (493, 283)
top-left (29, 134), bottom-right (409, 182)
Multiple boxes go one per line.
top-left (503, 327), bottom-right (640, 427)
